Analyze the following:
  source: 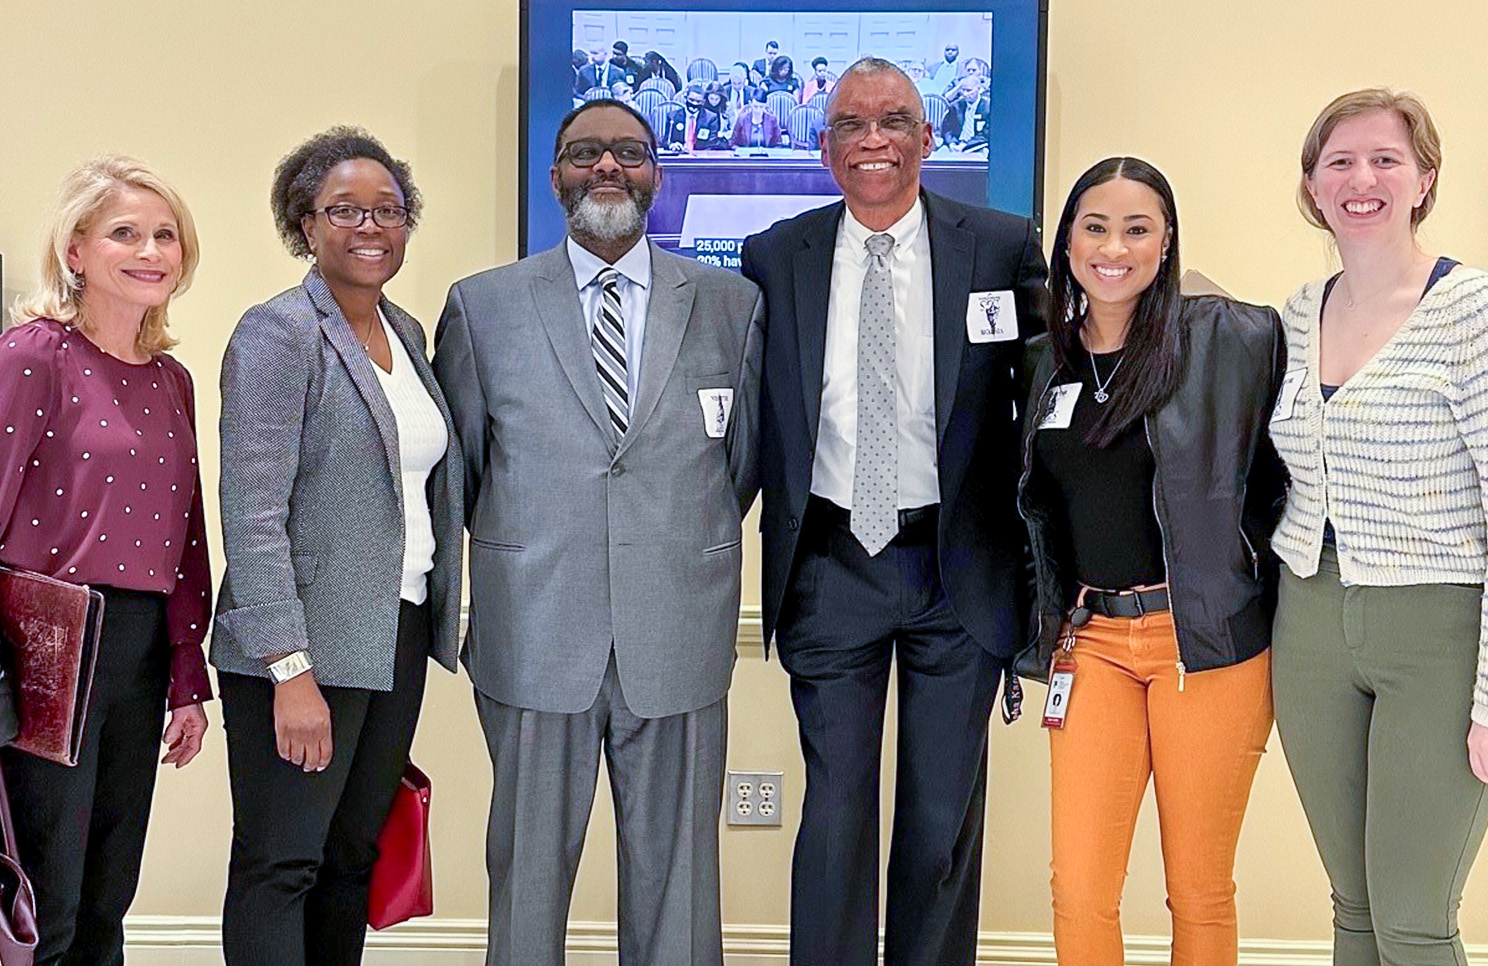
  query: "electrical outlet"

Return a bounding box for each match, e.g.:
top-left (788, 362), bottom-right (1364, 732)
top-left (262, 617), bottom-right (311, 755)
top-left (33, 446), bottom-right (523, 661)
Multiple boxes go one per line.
top-left (727, 770), bottom-right (784, 826)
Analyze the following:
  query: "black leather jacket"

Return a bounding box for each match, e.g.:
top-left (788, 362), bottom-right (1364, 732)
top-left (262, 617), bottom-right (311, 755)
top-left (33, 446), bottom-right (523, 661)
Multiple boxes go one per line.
top-left (1014, 295), bottom-right (1287, 684)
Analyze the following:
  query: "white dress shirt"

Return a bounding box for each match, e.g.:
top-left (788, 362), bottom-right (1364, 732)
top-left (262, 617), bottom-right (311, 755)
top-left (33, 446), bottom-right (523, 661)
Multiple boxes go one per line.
top-left (810, 200), bottom-right (940, 510)
top-left (568, 236), bottom-right (652, 403)
top-left (372, 309), bottom-right (449, 605)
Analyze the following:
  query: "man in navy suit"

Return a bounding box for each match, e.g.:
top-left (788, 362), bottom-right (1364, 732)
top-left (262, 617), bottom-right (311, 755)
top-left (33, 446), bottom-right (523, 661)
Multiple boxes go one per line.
top-left (575, 44), bottom-right (623, 96)
top-left (741, 58), bottom-right (1049, 966)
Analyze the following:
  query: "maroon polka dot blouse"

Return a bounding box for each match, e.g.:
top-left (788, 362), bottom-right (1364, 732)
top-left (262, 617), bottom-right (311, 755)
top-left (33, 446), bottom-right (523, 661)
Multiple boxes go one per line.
top-left (0, 319), bottom-right (212, 708)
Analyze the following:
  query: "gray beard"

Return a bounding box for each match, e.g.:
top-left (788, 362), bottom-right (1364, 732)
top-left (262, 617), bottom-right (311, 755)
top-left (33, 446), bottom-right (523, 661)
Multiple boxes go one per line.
top-left (563, 184), bottom-right (651, 246)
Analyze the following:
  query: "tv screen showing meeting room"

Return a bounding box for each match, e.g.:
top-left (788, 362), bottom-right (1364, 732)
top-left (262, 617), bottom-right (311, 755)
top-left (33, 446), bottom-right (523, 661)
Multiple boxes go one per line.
top-left (521, 2), bottom-right (1047, 266)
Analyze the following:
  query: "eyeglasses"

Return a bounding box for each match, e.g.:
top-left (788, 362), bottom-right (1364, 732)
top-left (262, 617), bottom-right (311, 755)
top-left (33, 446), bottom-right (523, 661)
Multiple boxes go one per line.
top-left (826, 113), bottom-right (923, 141)
top-left (558, 139), bottom-right (655, 168)
top-left (313, 205), bottom-right (410, 229)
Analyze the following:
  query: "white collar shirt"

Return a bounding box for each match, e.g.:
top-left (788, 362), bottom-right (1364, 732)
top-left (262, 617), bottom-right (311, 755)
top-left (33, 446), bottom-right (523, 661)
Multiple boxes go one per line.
top-left (567, 235), bottom-right (652, 403)
top-left (810, 199), bottom-right (940, 510)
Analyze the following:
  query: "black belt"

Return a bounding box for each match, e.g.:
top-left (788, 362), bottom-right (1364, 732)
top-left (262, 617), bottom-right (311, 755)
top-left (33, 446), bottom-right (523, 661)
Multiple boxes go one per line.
top-left (1071, 586), bottom-right (1170, 624)
top-left (806, 495), bottom-right (938, 531)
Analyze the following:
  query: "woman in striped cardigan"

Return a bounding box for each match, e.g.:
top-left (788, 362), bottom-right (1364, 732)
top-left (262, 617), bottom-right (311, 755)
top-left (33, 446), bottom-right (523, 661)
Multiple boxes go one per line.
top-left (1269, 88), bottom-right (1488, 966)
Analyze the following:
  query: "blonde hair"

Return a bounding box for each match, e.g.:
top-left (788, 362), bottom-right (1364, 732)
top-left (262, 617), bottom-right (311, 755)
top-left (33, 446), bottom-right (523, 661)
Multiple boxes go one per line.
top-left (9, 155), bottom-right (199, 355)
top-left (1297, 88), bottom-right (1442, 232)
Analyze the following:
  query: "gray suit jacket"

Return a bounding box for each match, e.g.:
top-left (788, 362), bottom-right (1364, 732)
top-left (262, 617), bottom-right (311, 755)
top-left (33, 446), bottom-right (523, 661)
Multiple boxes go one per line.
top-left (212, 269), bottom-right (464, 689)
top-left (434, 241), bottom-right (763, 718)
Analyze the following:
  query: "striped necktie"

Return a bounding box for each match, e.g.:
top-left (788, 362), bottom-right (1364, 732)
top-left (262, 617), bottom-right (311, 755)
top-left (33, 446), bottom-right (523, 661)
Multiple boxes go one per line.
top-left (593, 268), bottom-right (630, 438)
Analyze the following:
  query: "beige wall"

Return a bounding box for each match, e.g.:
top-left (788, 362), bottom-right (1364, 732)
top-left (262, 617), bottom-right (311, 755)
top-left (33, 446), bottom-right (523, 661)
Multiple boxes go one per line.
top-left (3, 0), bottom-right (1488, 946)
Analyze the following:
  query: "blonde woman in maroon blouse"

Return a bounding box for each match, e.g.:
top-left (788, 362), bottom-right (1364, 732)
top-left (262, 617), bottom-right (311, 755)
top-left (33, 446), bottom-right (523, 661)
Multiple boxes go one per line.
top-left (0, 155), bottom-right (210, 966)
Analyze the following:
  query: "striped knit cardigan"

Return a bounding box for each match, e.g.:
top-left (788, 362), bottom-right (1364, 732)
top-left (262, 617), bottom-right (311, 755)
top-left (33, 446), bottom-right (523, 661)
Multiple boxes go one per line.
top-left (1269, 265), bottom-right (1488, 723)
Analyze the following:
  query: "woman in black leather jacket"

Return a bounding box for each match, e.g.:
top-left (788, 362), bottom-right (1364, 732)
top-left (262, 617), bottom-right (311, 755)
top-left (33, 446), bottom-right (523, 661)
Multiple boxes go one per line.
top-left (1015, 156), bottom-right (1285, 966)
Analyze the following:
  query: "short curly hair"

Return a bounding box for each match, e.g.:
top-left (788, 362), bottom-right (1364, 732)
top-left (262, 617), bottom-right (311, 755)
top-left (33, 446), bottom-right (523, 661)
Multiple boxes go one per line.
top-left (270, 126), bottom-right (422, 259)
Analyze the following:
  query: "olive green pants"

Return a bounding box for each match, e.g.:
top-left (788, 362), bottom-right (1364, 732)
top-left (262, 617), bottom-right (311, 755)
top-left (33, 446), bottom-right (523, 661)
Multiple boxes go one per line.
top-left (1273, 547), bottom-right (1488, 966)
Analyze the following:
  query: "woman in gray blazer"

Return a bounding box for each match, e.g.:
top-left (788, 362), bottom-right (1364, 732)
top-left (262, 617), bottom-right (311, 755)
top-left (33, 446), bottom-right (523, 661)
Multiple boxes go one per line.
top-left (211, 127), bottom-right (463, 966)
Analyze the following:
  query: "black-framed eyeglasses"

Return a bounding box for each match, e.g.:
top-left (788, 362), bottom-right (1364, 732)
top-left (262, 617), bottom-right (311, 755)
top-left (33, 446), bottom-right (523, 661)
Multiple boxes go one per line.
top-left (313, 205), bottom-right (410, 229)
top-left (558, 139), bottom-right (654, 168)
top-left (826, 113), bottom-right (923, 141)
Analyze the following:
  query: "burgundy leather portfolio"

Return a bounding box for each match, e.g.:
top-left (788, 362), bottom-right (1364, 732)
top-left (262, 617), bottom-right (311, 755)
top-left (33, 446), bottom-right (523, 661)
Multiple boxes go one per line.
top-left (0, 567), bottom-right (103, 767)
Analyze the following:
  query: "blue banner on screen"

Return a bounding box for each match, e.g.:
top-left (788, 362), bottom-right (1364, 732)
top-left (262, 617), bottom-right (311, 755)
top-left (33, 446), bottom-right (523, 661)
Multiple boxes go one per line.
top-left (521, 1), bottom-right (1047, 266)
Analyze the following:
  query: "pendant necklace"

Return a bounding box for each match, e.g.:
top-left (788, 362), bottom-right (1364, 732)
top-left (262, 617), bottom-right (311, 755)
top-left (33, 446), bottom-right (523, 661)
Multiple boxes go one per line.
top-left (1087, 347), bottom-right (1123, 404)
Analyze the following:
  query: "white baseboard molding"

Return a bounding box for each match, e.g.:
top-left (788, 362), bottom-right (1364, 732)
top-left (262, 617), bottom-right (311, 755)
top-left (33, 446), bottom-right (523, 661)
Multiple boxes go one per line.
top-left (124, 915), bottom-right (1488, 965)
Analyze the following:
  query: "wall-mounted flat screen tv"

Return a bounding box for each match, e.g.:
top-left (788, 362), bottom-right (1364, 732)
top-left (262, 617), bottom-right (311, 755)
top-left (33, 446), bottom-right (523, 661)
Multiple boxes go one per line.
top-left (521, 0), bottom-right (1047, 270)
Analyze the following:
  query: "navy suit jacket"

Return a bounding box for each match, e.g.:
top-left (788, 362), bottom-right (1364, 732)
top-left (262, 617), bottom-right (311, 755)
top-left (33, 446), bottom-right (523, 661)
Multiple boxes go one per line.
top-left (741, 191), bottom-right (1051, 658)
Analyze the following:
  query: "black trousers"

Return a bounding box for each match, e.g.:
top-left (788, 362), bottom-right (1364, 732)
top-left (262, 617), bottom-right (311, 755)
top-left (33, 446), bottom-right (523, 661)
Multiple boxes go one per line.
top-left (777, 499), bottom-right (1002, 966)
top-left (1, 588), bottom-right (170, 966)
top-left (220, 600), bottom-right (430, 966)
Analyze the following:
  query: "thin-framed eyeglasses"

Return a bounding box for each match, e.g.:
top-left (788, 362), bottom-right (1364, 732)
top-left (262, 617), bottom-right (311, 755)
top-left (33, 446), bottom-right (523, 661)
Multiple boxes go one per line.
top-left (826, 113), bottom-right (923, 141)
top-left (558, 139), bottom-right (655, 168)
top-left (313, 205), bottom-right (410, 229)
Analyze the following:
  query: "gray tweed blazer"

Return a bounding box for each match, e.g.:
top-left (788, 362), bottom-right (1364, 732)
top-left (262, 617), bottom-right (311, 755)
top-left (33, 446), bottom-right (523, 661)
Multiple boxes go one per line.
top-left (211, 268), bottom-right (463, 689)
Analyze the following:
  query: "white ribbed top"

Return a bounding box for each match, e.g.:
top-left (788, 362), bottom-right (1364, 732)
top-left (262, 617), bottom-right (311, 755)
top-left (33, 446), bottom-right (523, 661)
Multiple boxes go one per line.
top-left (1269, 266), bottom-right (1488, 723)
top-left (373, 311), bottom-right (448, 605)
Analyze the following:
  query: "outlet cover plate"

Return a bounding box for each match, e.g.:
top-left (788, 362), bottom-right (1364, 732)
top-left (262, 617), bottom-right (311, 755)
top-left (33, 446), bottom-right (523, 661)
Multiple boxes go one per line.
top-left (727, 770), bottom-right (784, 826)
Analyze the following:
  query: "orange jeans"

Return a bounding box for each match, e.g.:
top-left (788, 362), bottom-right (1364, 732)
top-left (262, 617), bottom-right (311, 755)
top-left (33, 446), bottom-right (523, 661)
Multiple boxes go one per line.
top-left (1048, 611), bottom-right (1272, 966)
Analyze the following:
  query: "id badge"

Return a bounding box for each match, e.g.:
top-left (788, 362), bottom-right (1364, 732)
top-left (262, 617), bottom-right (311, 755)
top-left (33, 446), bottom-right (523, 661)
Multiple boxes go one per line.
top-left (1041, 650), bottom-right (1077, 729)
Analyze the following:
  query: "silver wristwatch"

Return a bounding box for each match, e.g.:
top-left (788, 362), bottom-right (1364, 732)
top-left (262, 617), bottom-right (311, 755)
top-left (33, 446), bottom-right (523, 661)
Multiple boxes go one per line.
top-left (267, 650), bottom-right (314, 684)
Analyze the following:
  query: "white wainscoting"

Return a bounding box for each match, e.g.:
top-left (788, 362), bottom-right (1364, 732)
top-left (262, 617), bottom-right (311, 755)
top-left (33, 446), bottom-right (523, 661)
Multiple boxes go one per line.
top-left (121, 915), bottom-right (1457, 965)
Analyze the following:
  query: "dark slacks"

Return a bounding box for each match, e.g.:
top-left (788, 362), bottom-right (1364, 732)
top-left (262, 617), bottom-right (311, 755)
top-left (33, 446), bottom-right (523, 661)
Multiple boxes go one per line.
top-left (220, 600), bottom-right (430, 966)
top-left (1, 588), bottom-right (170, 966)
top-left (777, 499), bottom-right (1002, 966)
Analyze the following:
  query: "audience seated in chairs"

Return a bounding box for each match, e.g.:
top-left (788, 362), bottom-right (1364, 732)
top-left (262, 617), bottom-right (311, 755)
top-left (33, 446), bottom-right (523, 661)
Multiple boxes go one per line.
top-left (702, 81), bottom-right (735, 129)
top-left (941, 74), bottom-right (991, 150)
top-left (662, 83), bottom-right (729, 151)
top-left (609, 79), bottom-right (636, 106)
top-left (574, 45), bottom-right (618, 96)
top-left (798, 56), bottom-right (835, 104)
top-left (762, 54), bottom-right (801, 95)
top-left (722, 62), bottom-right (755, 119)
top-left (751, 40), bottom-right (780, 82)
top-left (903, 59), bottom-right (943, 97)
top-left (730, 88), bottom-right (783, 148)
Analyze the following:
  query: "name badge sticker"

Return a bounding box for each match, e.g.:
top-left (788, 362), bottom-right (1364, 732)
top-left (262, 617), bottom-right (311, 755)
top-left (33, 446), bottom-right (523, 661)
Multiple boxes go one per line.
top-left (697, 388), bottom-right (735, 439)
top-left (966, 289), bottom-right (1019, 343)
top-left (1038, 383), bottom-right (1083, 431)
top-left (1272, 367), bottom-right (1307, 423)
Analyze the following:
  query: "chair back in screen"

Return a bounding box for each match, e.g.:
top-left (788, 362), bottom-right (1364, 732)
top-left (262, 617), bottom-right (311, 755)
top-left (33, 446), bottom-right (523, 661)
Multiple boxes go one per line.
top-left (922, 93), bottom-right (950, 134)
top-left (808, 91), bottom-right (830, 113)
top-left (583, 86), bottom-right (613, 101)
top-left (685, 58), bottom-right (718, 82)
top-left (766, 90), bottom-right (797, 123)
top-left (639, 77), bottom-right (676, 99)
top-left (787, 105), bottom-right (826, 150)
top-left (634, 87), bottom-right (668, 122)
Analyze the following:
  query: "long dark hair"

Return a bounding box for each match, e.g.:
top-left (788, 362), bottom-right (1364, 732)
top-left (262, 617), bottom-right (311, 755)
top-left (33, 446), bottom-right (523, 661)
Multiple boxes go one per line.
top-left (1049, 156), bottom-right (1183, 448)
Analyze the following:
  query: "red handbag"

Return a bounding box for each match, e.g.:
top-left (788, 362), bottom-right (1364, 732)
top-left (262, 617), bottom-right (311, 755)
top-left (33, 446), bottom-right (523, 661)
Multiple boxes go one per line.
top-left (367, 762), bottom-right (433, 930)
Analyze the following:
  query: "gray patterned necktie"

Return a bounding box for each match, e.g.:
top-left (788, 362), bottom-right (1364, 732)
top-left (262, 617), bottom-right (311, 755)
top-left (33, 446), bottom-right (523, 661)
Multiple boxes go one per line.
top-left (592, 268), bottom-right (629, 438)
top-left (852, 232), bottom-right (898, 556)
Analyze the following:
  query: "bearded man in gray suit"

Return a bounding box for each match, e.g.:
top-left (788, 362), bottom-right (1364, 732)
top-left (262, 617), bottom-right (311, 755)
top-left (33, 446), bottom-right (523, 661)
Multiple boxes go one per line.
top-left (433, 100), bottom-right (763, 966)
